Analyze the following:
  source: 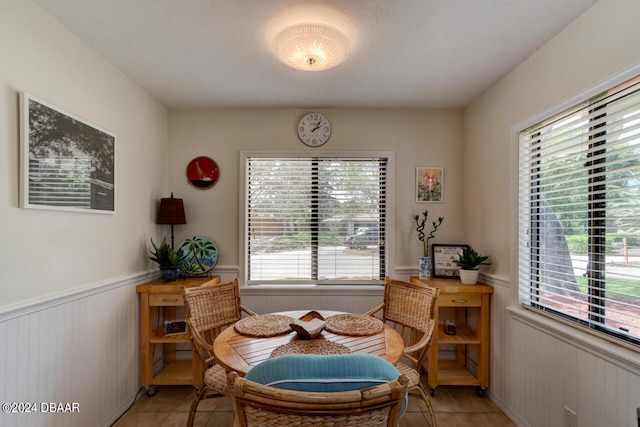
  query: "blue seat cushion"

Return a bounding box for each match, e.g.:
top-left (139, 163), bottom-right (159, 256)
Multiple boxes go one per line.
top-left (245, 353), bottom-right (407, 414)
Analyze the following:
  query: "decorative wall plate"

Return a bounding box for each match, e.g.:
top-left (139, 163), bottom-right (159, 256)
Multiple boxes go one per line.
top-left (186, 156), bottom-right (219, 189)
top-left (177, 236), bottom-right (218, 276)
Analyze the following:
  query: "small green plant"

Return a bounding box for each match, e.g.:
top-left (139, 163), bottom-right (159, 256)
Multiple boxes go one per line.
top-left (148, 237), bottom-right (185, 267)
top-left (412, 211), bottom-right (444, 257)
top-left (452, 246), bottom-right (491, 270)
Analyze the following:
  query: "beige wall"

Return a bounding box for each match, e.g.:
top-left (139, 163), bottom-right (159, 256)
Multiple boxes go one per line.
top-left (168, 108), bottom-right (464, 270)
top-left (2, 0), bottom-right (640, 425)
top-left (0, 2), bottom-right (166, 424)
top-left (464, 0), bottom-right (640, 281)
top-left (0, 0), bottom-right (167, 308)
top-left (464, 0), bottom-right (640, 425)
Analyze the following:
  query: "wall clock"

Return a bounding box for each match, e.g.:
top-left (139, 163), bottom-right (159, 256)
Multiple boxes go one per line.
top-left (186, 156), bottom-right (219, 189)
top-left (298, 113), bottom-right (331, 147)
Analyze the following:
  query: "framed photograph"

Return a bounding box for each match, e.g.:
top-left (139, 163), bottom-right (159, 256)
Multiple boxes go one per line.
top-left (20, 93), bottom-right (115, 213)
top-left (416, 167), bottom-right (443, 203)
top-left (432, 244), bottom-right (468, 278)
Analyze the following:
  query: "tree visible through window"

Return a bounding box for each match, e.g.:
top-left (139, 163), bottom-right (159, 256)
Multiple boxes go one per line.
top-left (518, 76), bottom-right (640, 345)
top-left (242, 154), bottom-right (391, 285)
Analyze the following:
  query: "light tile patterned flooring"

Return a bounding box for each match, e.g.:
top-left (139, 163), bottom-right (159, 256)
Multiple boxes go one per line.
top-left (112, 382), bottom-right (516, 427)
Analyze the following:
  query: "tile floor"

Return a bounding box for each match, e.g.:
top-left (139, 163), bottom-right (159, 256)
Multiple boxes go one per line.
top-left (112, 382), bottom-right (516, 427)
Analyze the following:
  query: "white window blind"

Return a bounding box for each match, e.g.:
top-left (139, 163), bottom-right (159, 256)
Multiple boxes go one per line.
top-left (518, 75), bottom-right (640, 345)
top-left (244, 155), bottom-right (388, 285)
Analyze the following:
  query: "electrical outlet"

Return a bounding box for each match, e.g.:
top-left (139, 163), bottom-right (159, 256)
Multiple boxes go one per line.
top-left (564, 406), bottom-right (577, 427)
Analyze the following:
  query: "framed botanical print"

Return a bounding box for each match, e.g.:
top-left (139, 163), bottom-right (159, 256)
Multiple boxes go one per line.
top-left (416, 167), bottom-right (443, 203)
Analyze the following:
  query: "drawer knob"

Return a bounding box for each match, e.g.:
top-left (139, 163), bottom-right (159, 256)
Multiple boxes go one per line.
top-left (452, 299), bottom-right (468, 303)
top-left (163, 298), bottom-right (179, 302)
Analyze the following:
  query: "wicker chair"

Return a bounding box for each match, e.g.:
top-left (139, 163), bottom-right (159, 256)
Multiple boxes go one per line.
top-left (227, 371), bottom-right (409, 427)
top-left (183, 279), bottom-right (257, 427)
top-left (366, 276), bottom-right (440, 427)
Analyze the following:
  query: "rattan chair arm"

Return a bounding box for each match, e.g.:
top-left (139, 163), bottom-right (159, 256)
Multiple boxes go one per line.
top-left (187, 319), bottom-right (214, 356)
top-left (229, 372), bottom-right (408, 407)
top-left (403, 321), bottom-right (435, 355)
top-left (227, 370), bottom-right (408, 426)
top-left (403, 334), bottom-right (429, 354)
top-left (240, 305), bottom-right (258, 317)
top-left (360, 374), bottom-right (409, 401)
top-left (364, 303), bottom-right (384, 316)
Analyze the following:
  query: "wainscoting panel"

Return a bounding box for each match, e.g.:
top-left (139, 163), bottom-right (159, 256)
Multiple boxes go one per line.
top-left (216, 265), bottom-right (397, 314)
top-left (0, 274), bottom-right (148, 427)
top-left (241, 286), bottom-right (384, 315)
top-left (505, 307), bottom-right (640, 427)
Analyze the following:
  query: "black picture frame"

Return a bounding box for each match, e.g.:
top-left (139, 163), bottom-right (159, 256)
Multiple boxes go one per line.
top-left (432, 244), bottom-right (469, 278)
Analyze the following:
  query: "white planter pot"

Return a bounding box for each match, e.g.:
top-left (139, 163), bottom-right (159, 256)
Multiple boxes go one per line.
top-left (458, 269), bottom-right (479, 285)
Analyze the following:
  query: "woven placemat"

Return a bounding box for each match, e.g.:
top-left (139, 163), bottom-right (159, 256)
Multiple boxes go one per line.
top-left (270, 340), bottom-right (351, 358)
top-left (234, 314), bottom-right (294, 337)
top-left (325, 314), bottom-right (384, 336)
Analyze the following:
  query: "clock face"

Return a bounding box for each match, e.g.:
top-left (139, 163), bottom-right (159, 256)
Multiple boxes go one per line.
top-left (298, 113), bottom-right (331, 147)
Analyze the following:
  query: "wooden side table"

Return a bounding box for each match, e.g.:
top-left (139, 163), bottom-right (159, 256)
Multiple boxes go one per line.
top-left (410, 276), bottom-right (493, 396)
top-left (136, 276), bottom-right (220, 396)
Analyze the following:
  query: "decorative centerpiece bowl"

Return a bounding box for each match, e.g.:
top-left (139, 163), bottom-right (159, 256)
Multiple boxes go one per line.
top-left (289, 311), bottom-right (326, 339)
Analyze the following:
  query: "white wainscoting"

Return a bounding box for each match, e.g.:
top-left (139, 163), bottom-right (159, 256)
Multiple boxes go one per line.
top-left (218, 265), bottom-right (412, 314)
top-left (500, 306), bottom-right (640, 427)
top-left (16, 268), bottom-right (633, 427)
top-left (241, 285), bottom-right (384, 315)
top-left (0, 273), bottom-right (152, 427)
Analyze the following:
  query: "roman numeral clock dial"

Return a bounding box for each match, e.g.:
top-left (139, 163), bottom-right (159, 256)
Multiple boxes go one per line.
top-left (298, 113), bottom-right (331, 147)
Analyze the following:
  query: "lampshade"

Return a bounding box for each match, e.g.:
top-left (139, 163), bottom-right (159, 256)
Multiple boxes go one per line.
top-left (157, 194), bottom-right (186, 225)
top-left (272, 22), bottom-right (350, 71)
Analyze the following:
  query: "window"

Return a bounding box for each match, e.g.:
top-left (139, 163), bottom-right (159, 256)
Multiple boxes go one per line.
top-left (518, 75), bottom-right (640, 345)
top-left (241, 151), bottom-right (394, 286)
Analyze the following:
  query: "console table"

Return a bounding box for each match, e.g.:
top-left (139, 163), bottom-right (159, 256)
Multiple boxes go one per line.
top-left (136, 275), bottom-right (220, 396)
top-left (410, 276), bottom-right (493, 396)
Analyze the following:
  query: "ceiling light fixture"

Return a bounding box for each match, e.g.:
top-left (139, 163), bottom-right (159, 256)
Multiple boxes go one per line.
top-left (272, 22), bottom-right (350, 72)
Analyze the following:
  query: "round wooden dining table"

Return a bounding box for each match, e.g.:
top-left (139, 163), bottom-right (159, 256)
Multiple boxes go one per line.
top-left (213, 310), bottom-right (404, 376)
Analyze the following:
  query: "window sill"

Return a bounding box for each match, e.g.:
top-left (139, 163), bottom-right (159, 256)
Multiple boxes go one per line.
top-left (241, 284), bottom-right (384, 297)
top-left (507, 305), bottom-right (640, 371)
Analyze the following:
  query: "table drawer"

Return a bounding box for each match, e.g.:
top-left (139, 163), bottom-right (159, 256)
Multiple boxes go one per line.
top-left (149, 294), bottom-right (184, 306)
top-left (439, 294), bottom-right (481, 307)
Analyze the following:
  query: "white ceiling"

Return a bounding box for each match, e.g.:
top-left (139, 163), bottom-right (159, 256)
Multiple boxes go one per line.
top-left (32, 0), bottom-right (598, 110)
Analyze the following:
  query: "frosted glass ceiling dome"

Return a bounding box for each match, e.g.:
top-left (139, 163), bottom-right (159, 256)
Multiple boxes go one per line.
top-left (272, 22), bottom-right (350, 72)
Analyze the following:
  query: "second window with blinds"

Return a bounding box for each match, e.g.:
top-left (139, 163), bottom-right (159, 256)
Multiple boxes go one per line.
top-left (240, 151), bottom-right (394, 286)
top-left (518, 74), bottom-right (640, 346)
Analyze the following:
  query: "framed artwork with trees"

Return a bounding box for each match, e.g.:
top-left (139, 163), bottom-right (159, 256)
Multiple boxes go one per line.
top-left (20, 93), bottom-right (115, 213)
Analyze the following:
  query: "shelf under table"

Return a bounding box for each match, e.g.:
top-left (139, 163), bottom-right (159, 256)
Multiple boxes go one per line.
top-left (152, 360), bottom-right (193, 385)
top-left (434, 360), bottom-right (481, 387)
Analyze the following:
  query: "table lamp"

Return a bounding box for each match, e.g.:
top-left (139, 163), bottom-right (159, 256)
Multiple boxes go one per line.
top-left (157, 192), bottom-right (186, 249)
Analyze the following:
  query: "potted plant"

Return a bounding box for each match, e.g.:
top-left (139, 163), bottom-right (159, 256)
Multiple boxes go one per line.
top-left (412, 211), bottom-right (444, 280)
top-left (452, 246), bottom-right (491, 284)
top-left (148, 237), bottom-right (186, 282)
